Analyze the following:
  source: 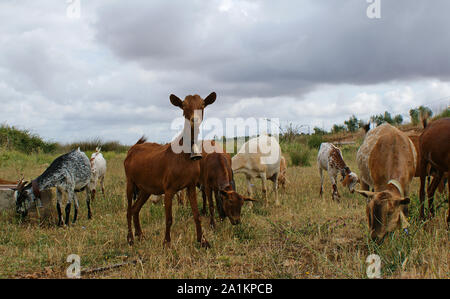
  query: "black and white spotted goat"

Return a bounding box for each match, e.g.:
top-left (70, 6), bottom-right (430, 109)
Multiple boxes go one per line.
top-left (15, 148), bottom-right (92, 225)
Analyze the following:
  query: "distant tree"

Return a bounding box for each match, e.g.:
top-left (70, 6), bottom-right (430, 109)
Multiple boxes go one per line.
top-left (409, 108), bottom-right (420, 125)
top-left (332, 124), bottom-right (346, 134)
top-left (344, 115), bottom-right (359, 132)
top-left (370, 114), bottom-right (385, 126)
top-left (313, 126), bottom-right (327, 135)
top-left (393, 114), bottom-right (403, 125)
top-left (418, 105), bottom-right (433, 120)
top-left (383, 111), bottom-right (393, 124)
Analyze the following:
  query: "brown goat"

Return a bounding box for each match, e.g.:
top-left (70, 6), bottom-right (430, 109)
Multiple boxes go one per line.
top-left (408, 133), bottom-right (447, 193)
top-left (123, 92), bottom-right (216, 247)
top-left (418, 117), bottom-right (450, 226)
top-left (200, 152), bottom-right (254, 228)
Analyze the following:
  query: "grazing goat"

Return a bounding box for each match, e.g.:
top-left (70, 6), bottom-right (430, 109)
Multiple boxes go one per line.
top-left (317, 143), bottom-right (358, 201)
top-left (418, 117), bottom-right (450, 226)
top-left (232, 134), bottom-right (282, 206)
top-left (356, 124), bottom-right (415, 242)
top-left (200, 152), bottom-right (252, 228)
top-left (15, 148), bottom-right (92, 225)
top-left (89, 147), bottom-right (107, 200)
top-left (124, 92), bottom-right (216, 247)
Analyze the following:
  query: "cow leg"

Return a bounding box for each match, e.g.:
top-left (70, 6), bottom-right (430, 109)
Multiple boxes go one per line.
top-left (132, 191), bottom-right (150, 241)
top-left (91, 189), bottom-right (96, 201)
top-left (427, 173), bottom-right (442, 219)
top-left (206, 186), bottom-right (215, 229)
top-left (126, 181), bottom-right (135, 245)
top-left (163, 190), bottom-right (175, 247)
top-left (187, 185), bottom-right (209, 248)
top-left (319, 167), bottom-right (324, 197)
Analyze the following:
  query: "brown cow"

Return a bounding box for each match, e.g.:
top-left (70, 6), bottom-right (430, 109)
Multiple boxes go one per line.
top-left (356, 123), bottom-right (416, 242)
top-left (124, 92), bottom-right (216, 247)
top-left (200, 152), bottom-right (255, 228)
top-left (418, 117), bottom-right (450, 226)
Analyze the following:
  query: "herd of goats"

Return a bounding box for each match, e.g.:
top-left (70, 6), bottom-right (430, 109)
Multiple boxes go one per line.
top-left (2, 92), bottom-right (449, 248)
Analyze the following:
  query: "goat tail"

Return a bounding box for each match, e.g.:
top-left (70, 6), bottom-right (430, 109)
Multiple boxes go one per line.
top-left (136, 136), bottom-right (147, 145)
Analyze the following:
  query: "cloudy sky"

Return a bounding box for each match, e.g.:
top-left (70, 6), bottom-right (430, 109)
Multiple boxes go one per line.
top-left (1, 0), bottom-right (450, 144)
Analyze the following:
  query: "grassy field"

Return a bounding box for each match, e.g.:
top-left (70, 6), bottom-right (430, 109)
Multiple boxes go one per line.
top-left (0, 144), bottom-right (448, 279)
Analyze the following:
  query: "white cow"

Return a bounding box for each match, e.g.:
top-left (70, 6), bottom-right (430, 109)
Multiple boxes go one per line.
top-left (89, 147), bottom-right (106, 200)
top-left (317, 142), bottom-right (358, 201)
top-left (232, 134), bottom-right (282, 206)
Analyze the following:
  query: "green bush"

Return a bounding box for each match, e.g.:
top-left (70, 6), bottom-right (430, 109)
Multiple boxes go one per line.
top-left (281, 142), bottom-right (312, 167)
top-left (0, 125), bottom-right (57, 154)
top-left (306, 134), bottom-right (323, 149)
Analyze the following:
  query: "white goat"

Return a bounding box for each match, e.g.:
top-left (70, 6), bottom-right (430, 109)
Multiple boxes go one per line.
top-left (232, 134), bottom-right (282, 206)
top-left (89, 147), bottom-right (106, 200)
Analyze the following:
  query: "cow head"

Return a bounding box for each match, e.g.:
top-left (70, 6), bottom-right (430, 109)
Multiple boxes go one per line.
top-left (170, 92), bottom-right (216, 160)
top-left (342, 172), bottom-right (359, 193)
top-left (219, 186), bottom-right (255, 225)
top-left (356, 183), bottom-right (410, 242)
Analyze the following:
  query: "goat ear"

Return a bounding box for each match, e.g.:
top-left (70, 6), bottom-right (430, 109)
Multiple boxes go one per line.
top-left (204, 92), bottom-right (216, 107)
top-left (355, 190), bottom-right (375, 199)
top-left (399, 198), bottom-right (410, 205)
top-left (170, 94), bottom-right (183, 109)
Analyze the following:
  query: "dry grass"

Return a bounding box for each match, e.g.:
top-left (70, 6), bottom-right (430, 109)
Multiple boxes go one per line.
top-left (0, 146), bottom-right (448, 279)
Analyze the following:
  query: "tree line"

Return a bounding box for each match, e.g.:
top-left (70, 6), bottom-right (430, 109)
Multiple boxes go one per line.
top-left (313, 105), bottom-right (434, 135)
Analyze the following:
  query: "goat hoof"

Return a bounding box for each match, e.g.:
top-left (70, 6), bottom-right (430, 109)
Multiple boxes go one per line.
top-left (127, 232), bottom-right (134, 245)
top-left (163, 240), bottom-right (171, 248)
top-left (201, 239), bottom-right (211, 249)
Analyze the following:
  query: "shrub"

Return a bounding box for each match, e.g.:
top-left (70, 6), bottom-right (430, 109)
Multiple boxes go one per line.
top-left (307, 134), bottom-right (323, 149)
top-left (282, 143), bottom-right (312, 167)
top-left (0, 124), bottom-right (57, 154)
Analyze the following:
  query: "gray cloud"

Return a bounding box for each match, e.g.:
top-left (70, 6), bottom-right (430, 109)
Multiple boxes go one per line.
top-left (0, 0), bottom-right (450, 145)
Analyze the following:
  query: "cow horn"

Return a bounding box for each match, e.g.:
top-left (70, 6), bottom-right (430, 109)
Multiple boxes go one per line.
top-left (387, 179), bottom-right (404, 197)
